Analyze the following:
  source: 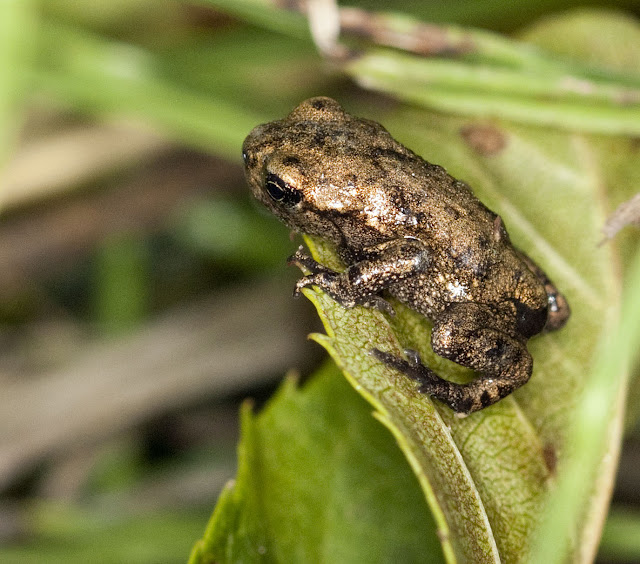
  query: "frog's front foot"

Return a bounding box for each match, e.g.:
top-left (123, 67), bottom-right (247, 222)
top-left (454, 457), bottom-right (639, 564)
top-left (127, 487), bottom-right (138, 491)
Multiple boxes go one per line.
top-left (293, 273), bottom-right (395, 315)
top-left (287, 246), bottom-right (339, 298)
top-left (287, 246), bottom-right (395, 315)
top-left (287, 245), bottom-right (320, 274)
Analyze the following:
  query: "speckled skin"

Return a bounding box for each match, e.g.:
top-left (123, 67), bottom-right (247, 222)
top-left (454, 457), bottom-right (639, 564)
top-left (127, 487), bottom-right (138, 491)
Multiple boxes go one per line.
top-left (243, 97), bottom-right (570, 414)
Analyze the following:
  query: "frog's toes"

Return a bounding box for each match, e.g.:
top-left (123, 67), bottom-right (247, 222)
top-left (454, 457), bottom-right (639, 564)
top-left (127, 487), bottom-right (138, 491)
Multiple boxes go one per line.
top-left (292, 275), bottom-right (317, 297)
top-left (371, 349), bottom-right (438, 387)
top-left (404, 349), bottom-right (423, 368)
top-left (370, 348), bottom-right (395, 367)
top-left (365, 295), bottom-right (395, 316)
top-left (287, 246), bottom-right (317, 270)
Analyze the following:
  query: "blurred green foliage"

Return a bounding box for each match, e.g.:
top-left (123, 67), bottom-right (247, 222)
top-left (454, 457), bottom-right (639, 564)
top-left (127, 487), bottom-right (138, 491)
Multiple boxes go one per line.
top-left (0, 502), bottom-right (211, 564)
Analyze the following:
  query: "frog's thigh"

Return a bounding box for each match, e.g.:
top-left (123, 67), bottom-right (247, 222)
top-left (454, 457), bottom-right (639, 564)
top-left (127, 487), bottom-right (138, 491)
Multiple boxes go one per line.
top-left (428, 302), bottom-right (533, 413)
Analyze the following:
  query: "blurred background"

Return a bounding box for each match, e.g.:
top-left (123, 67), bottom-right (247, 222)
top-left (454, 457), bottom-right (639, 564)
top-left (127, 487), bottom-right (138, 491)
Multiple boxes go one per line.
top-left (1, 1), bottom-right (640, 562)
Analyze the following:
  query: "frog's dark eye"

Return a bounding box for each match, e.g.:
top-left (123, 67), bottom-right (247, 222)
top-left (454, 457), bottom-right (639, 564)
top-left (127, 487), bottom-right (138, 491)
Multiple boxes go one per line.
top-left (265, 173), bottom-right (302, 207)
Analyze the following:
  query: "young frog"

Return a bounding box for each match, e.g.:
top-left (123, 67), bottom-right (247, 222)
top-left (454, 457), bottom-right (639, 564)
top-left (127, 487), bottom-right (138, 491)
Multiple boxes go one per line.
top-left (243, 97), bottom-right (570, 414)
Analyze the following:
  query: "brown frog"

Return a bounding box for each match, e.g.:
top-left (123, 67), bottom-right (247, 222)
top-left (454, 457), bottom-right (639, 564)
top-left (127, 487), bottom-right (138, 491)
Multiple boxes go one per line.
top-left (243, 97), bottom-right (570, 414)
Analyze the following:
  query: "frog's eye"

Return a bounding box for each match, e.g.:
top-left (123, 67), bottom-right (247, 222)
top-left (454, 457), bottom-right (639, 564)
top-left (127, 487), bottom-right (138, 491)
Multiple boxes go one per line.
top-left (265, 173), bottom-right (302, 207)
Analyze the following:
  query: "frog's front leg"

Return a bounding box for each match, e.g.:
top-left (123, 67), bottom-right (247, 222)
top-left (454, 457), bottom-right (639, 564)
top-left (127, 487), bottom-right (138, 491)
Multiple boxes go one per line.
top-left (373, 301), bottom-right (533, 414)
top-left (288, 238), bottom-right (430, 315)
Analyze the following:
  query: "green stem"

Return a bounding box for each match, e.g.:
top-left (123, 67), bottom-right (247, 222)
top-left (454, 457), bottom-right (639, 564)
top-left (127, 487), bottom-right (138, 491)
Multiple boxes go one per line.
top-left (349, 53), bottom-right (640, 135)
top-left (361, 11), bottom-right (640, 87)
top-left (351, 49), bottom-right (640, 105)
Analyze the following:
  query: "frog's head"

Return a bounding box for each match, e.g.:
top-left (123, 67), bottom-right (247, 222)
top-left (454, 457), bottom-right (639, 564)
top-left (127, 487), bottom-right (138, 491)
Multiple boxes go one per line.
top-left (243, 97), bottom-right (416, 250)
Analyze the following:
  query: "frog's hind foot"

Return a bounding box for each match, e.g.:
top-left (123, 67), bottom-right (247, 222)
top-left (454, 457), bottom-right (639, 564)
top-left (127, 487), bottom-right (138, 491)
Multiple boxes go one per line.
top-left (372, 348), bottom-right (482, 414)
top-left (371, 349), bottom-right (441, 394)
top-left (372, 335), bottom-right (531, 415)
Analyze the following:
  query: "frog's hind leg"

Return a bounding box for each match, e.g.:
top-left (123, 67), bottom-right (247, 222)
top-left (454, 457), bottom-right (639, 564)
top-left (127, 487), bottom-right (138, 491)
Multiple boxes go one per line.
top-left (373, 302), bottom-right (533, 414)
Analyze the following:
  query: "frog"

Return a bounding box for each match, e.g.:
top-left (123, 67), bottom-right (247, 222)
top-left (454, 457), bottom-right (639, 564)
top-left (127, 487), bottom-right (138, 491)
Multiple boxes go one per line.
top-left (242, 96), bottom-right (570, 414)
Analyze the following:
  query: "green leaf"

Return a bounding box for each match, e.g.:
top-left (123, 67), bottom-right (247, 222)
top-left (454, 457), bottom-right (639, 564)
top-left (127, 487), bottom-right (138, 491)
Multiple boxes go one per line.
top-left (189, 396), bottom-right (269, 563)
top-left (189, 364), bottom-right (443, 564)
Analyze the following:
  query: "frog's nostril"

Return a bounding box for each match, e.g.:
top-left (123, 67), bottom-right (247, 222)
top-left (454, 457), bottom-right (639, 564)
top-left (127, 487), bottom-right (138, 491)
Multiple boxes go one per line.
top-left (282, 156), bottom-right (301, 167)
